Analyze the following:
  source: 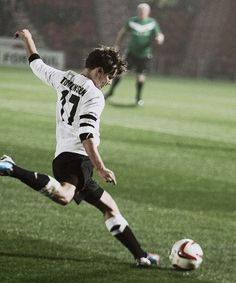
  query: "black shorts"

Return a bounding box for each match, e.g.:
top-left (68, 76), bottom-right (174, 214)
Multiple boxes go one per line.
top-left (126, 53), bottom-right (150, 74)
top-left (52, 152), bottom-right (104, 205)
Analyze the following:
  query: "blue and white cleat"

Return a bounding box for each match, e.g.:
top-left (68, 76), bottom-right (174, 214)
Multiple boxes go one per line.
top-left (137, 253), bottom-right (160, 267)
top-left (0, 155), bottom-right (15, 176)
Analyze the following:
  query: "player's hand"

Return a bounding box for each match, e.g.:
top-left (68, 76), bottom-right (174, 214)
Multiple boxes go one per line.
top-left (97, 168), bottom-right (117, 185)
top-left (14, 29), bottom-right (32, 40)
top-left (156, 33), bottom-right (165, 45)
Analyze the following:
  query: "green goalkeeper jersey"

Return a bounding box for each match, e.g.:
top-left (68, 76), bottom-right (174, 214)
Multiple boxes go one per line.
top-left (125, 16), bottom-right (161, 58)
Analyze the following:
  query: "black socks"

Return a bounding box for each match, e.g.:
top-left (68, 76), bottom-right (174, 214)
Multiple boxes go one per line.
top-left (11, 165), bottom-right (50, 191)
top-left (136, 81), bottom-right (144, 102)
top-left (105, 76), bottom-right (121, 99)
top-left (115, 226), bottom-right (147, 259)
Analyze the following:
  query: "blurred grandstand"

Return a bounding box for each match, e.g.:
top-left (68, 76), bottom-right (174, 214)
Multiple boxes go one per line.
top-left (0, 0), bottom-right (236, 80)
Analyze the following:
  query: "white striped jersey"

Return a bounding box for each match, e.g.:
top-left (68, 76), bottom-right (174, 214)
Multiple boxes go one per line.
top-left (30, 57), bottom-right (105, 157)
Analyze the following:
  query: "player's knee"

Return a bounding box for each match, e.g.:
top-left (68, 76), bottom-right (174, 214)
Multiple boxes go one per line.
top-left (57, 189), bottom-right (75, 205)
top-left (57, 197), bottom-right (70, 206)
top-left (137, 74), bottom-right (145, 82)
top-left (40, 177), bottom-right (74, 205)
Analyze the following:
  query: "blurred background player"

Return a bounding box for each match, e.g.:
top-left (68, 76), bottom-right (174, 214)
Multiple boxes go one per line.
top-left (105, 2), bottom-right (164, 106)
top-left (0, 29), bottom-right (160, 267)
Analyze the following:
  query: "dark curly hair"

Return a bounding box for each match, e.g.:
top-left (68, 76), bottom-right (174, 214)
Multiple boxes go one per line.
top-left (85, 46), bottom-right (127, 76)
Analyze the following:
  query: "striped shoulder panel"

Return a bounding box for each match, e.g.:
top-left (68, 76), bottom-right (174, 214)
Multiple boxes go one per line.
top-left (128, 21), bottom-right (156, 33)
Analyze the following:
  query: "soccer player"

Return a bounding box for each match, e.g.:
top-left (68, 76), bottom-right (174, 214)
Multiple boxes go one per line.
top-left (105, 2), bottom-right (164, 106)
top-left (0, 29), bottom-right (160, 266)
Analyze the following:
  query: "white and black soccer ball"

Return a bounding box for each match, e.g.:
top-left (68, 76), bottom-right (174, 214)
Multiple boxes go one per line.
top-left (169, 239), bottom-right (203, 270)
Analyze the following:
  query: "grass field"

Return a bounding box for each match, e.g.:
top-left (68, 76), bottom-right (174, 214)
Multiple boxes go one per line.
top-left (0, 67), bottom-right (235, 283)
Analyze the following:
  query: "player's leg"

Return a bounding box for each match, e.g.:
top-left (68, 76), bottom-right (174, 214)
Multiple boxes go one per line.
top-left (104, 76), bottom-right (121, 100)
top-left (136, 73), bottom-right (146, 106)
top-left (0, 155), bottom-right (75, 205)
top-left (104, 53), bottom-right (132, 100)
top-left (93, 191), bottom-right (147, 258)
top-left (81, 183), bottom-right (160, 266)
top-left (135, 57), bottom-right (149, 106)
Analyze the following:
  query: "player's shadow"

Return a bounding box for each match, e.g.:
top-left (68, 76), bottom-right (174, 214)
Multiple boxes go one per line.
top-left (0, 245), bottom-right (204, 283)
top-left (129, 264), bottom-right (173, 271)
top-left (108, 101), bottom-right (137, 108)
top-left (0, 234), bottom-right (97, 263)
top-left (0, 233), bottom-right (205, 283)
top-left (0, 251), bottom-right (85, 263)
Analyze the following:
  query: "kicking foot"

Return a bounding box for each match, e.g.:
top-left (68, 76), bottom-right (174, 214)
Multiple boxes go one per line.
top-left (137, 252), bottom-right (160, 267)
top-left (0, 155), bottom-right (15, 176)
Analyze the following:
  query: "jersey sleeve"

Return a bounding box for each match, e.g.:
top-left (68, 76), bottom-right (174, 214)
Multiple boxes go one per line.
top-left (78, 92), bottom-right (104, 137)
top-left (29, 54), bottom-right (65, 88)
top-left (125, 18), bottom-right (132, 31)
top-left (154, 20), bottom-right (162, 35)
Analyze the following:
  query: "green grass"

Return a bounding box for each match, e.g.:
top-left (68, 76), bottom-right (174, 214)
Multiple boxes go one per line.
top-left (0, 67), bottom-right (235, 283)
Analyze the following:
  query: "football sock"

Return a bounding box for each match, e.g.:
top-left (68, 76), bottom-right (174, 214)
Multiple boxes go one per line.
top-left (104, 76), bottom-right (121, 99)
top-left (10, 165), bottom-right (69, 204)
top-left (115, 226), bottom-right (147, 259)
top-left (136, 81), bottom-right (144, 102)
top-left (105, 214), bottom-right (147, 259)
top-left (10, 165), bottom-right (61, 197)
top-left (11, 165), bottom-right (50, 190)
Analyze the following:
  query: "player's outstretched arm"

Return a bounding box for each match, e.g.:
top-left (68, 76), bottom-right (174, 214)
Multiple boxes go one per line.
top-left (15, 29), bottom-right (64, 88)
top-left (114, 27), bottom-right (128, 50)
top-left (15, 29), bottom-right (38, 58)
top-left (82, 138), bottom-right (117, 185)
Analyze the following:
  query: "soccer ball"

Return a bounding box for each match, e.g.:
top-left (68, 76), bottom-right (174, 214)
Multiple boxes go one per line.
top-left (169, 239), bottom-right (203, 270)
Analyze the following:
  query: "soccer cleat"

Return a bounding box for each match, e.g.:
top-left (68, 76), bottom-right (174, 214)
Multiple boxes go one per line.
top-left (0, 155), bottom-right (15, 176)
top-left (137, 253), bottom-right (160, 267)
top-left (136, 99), bottom-right (144, 107)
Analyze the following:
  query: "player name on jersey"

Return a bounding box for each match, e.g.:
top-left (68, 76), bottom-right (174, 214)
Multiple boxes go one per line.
top-left (60, 77), bottom-right (87, 96)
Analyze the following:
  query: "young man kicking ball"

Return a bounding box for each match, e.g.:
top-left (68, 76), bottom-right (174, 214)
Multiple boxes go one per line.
top-left (0, 29), bottom-right (160, 266)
